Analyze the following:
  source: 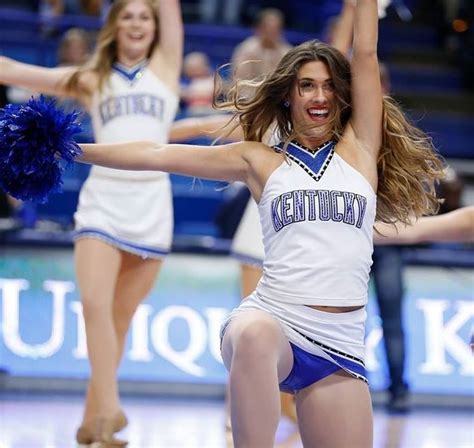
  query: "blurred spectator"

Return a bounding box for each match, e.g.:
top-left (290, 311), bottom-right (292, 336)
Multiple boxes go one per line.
top-left (231, 8), bottom-right (292, 83)
top-left (39, 0), bottom-right (109, 37)
top-left (42, 0), bottom-right (109, 17)
top-left (181, 52), bottom-right (215, 116)
top-left (40, 0), bottom-right (62, 18)
top-left (54, 28), bottom-right (94, 142)
top-left (6, 27), bottom-right (91, 105)
top-left (58, 27), bottom-right (91, 66)
top-left (199, 0), bottom-right (244, 25)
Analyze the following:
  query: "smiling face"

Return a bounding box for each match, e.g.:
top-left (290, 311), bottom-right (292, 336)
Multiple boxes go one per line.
top-left (289, 60), bottom-right (335, 147)
top-left (115, 0), bottom-right (157, 64)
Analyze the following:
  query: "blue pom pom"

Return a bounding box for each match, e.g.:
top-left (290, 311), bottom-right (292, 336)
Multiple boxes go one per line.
top-left (0, 96), bottom-right (82, 203)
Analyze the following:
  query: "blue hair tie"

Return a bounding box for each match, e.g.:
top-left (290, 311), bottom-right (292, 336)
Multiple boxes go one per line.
top-left (0, 96), bottom-right (82, 203)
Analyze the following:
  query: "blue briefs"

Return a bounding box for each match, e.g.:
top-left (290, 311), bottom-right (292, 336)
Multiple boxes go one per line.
top-left (279, 342), bottom-right (368, 393)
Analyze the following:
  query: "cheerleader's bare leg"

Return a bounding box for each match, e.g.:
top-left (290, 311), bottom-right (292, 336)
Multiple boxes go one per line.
top-left (112, 254), bottom-right (162, 360)
top-left (221, 310), bottom-right (294, 447)
top-left (296, 370), bottom-right (373, 448)
top-left (75, 239), bottom-right (122, 415)
top-left (81, 254), bottom-right (162, 428)
top-left (237, 263), bottom-right (297, 423)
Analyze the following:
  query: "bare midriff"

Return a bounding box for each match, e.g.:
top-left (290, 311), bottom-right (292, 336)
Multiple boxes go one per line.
top-left (308, 305), bottom-right (364, 313)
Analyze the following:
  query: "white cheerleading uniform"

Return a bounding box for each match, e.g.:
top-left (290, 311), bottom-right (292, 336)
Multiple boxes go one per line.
top-left (257, 140), bottom-right (376, 307)
top-left (221, 140), bottom-right (377, 390)
top-left (74, 62), bottom-right (179, 258)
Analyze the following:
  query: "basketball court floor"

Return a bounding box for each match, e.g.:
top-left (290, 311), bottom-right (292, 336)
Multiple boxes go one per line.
top-left (1, 392), bottom-right (472, 447)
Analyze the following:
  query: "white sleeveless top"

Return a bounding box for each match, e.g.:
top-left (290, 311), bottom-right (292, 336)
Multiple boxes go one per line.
top-left (256, 140), bottom-right (377, 306)
top-left (89, 61), bottom-right (179, 181)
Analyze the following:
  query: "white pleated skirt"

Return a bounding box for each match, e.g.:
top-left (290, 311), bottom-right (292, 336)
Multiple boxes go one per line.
top-left (220, 291), bottom-right (368, 384)
top-left (74, 170), bottom-right (173, 259)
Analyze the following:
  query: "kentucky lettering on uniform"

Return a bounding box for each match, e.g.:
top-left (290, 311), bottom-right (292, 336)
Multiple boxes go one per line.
top-left (99, 94), bottom-right (165, 125)
top-left (271, 189), bottom-right (368, 232)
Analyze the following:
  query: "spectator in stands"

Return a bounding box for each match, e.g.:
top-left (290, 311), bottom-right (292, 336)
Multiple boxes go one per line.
top-left (231, 8), bottom-right (292, 84)
top-left (40, 0), bottom-right (62, 20)
top-left (43, 0), bottom-right (110, 18)
top-left (58, 28), bottom-right (91, 66)
top-left (199, 0), bottom-right (244, 25)
top-left (56, 28), bottom-right (94, 142)
top-left (40, 0), bottom-right (109, 38)
top-left (181, 51), bottom-right (215, 116)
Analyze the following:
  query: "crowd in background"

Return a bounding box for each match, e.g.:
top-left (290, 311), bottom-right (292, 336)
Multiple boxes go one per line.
top-left (0, 1), bottom-right (472, 226)
top-left (1, 1), bottom-right (472, 89)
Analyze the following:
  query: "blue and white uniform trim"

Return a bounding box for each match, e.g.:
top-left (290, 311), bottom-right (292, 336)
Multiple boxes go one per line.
top-left (280, 326), bottom-right (368, 391)
top-left (113, 60), bottom-right (148, 85)
top-left (274, 139), bottom-right (335, 182)
top-left (279, 342), bottom-right (368, 393)
top-left (74, 227), bottom-right (169, 259)
top-left (279, 326), bottom-right (368, 393)
top-left (220, 292), bottom-right (368, 393)
top-left (293, 327), bottom-right (365, 367)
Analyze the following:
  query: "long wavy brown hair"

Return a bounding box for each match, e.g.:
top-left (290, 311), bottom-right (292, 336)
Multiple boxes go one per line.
top-left (215, 40), bottom-right (445, 224)
top-left (66, 0), bottom-right (160, 95)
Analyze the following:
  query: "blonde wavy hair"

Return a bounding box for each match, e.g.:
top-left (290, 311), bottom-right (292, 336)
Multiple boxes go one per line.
top-left (66, 0), bottom-right (160, 94)
top-left (215, 40), bottom-right (445, 224)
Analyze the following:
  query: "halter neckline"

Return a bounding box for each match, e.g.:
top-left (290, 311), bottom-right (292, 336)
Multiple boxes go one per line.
top-left (112, 60), bottom-right (149, 84)
top-left (291, 139), bottom-right (334, 154)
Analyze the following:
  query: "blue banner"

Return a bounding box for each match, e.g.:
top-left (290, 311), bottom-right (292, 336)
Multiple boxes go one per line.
top-left (0, 247), bottom-right (472, 394)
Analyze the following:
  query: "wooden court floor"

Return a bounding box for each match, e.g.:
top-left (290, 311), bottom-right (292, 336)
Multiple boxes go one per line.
top-left (0, 393), bottom-right (473, 447)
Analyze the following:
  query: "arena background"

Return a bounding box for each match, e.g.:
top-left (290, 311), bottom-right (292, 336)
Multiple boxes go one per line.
top-left (0, 1), bottom-right (473, 447)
